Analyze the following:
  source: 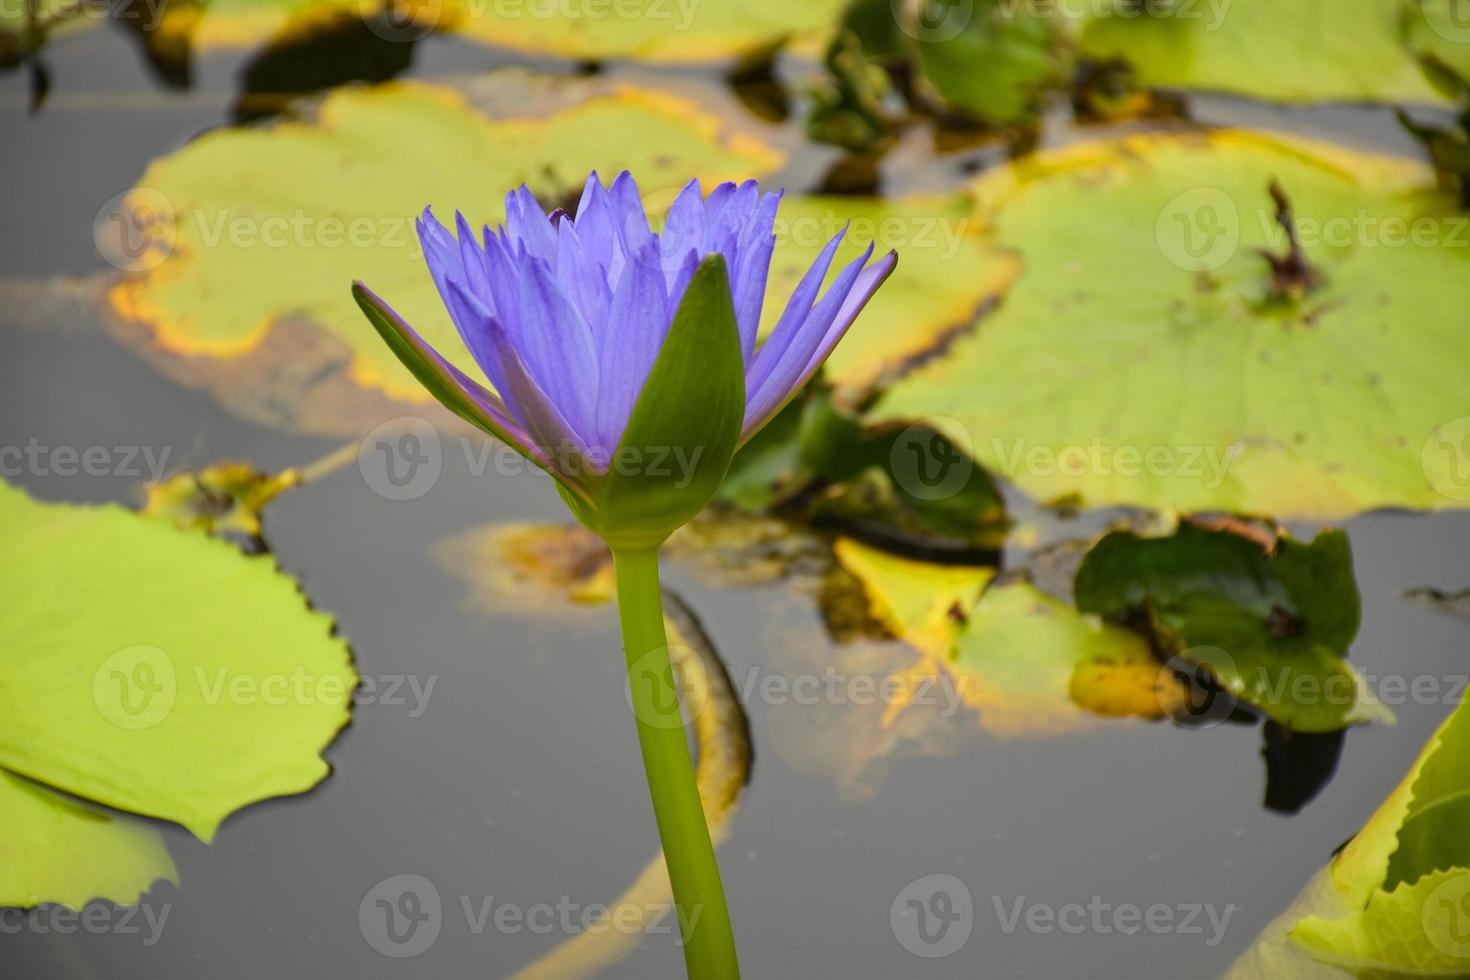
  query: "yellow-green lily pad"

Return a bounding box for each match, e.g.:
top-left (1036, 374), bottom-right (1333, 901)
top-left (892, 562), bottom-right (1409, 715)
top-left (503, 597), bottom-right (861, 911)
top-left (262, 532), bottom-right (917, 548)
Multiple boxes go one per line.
top-left (439, 0), bottom-right (848, 63)
top-left (832, 537), bottom-right (1178, 739)
top-left (0, 771), bottom-right (177, 910)
top-left (1077, 0), bottom-right (1446, 105)
top-left (874, 130), bottom-right (1470, 518)
top-left (105, 75), bottom-right (782, 421)
top-left (0, 480), bottom-right (356, 843)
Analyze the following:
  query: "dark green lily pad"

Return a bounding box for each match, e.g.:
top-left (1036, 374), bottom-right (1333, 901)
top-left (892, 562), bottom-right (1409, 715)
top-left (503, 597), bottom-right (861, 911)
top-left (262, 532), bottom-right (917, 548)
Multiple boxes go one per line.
top-left (1075, 521), bottom-right (1391, 732)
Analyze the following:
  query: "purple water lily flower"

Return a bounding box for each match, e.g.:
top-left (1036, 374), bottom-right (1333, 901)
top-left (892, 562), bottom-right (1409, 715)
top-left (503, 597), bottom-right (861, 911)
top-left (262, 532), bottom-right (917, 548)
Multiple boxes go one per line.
top-left (353, 171), bottom-right (896, 498)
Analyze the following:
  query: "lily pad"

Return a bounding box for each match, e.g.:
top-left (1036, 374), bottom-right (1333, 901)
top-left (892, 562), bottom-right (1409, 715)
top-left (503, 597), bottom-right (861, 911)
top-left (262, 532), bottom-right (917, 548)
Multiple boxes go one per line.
top-left (832, 537), bottom-right (1178, 739)
top-left (832, 537), bottom-right (995, 657)
top-left (874, 130), bottom-right (1470, 518)
top-left (1075, 521), bottom-right (1390, 733)
top-left (1077, 0), bottom-right (1446, 105)
top-left (915, 0), bottom-right (1069, 123)
top-left (0, 479), bottom-right (356, 842)
top-left (439, 0), bottom-right (848, 63)
top-left (0, 771), bottom-right (176, 910)
top-left (1227, 696), bottom-right (1470, 978)
top-left (105, 75), bottom-right (782, 427)
top-left (952, 580), bottom-right (1181, 738)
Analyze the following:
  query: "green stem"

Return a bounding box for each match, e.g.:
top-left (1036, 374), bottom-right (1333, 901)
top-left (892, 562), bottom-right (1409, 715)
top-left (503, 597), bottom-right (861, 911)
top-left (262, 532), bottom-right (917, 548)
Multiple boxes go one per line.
top-left (612, 547), bottom-right (740, 980)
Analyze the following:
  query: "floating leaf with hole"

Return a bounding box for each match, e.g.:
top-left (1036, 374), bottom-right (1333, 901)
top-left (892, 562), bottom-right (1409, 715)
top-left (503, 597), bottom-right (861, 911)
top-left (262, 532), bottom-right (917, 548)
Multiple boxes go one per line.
top-left (105, 76), bottom-right (781, 433)
top-left (1227, 696), bottom-right (1470, 978)
top-left (1077, 0), bottom-right (1447, 105)
top-left (874, 130), bottom-right (1470, 517)
top-left (0, 771), bottom-right (177, 910)
top-left (0, 479), bottom-right (356, 843)
top-left (1075, 521), bottom-right (1391, 733)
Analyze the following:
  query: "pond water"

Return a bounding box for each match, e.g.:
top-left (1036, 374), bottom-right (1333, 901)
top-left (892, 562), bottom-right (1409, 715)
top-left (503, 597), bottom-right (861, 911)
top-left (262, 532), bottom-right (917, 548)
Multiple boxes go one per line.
top-left (3, 20), bottom-right (1469, 980)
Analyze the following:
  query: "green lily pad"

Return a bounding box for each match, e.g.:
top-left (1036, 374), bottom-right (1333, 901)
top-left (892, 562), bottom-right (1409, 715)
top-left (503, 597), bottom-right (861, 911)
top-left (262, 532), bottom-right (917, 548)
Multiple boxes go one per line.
top-left (915, 0), bottom-right (1069, 123)
top-left (1075, 521), bottom-right (1390, 733)
top-left (874, 129), bottom-right (1470, 518)
top-left (721, 386), bottom-right (1008, 550)
top-left (0, 480), bottom-right (356, 842)
top-left (1077, 0), bottom-right (1446, 105)
top-left (0, 771), bottom-right (176, 910)
top-left (105, 75), bottom-right (782, 424)
top-left (1407, 0), bottom-right (1470, 80)
top-left (1228, 697), bottom-right (1470, 978)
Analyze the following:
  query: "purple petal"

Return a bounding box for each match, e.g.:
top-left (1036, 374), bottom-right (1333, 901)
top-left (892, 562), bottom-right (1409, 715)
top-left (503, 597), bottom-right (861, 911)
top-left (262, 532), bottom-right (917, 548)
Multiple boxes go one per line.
top-left (352, 282), bottom-right (544, 469)
top-left (607, 171), bottom-right (651, 255)
top-left (511, 258), bottom-right (601, 444)
top-left (482, 316), bottom-right (600, 480)
top-left (746, 225), bottom-right (847, 394)
top-left (555, 218), bottom-right (612, 339)
top-left (743, 249), bottom-right (897, 438)
top-left (594, 241), bottom-right (670, 454)
top-left (729, 190), bottom-right (781, 362)
top-left (658, 179), bottom-right (706, 271)
top-left (504, 185), bottom-right (557, 264)
top-left (747, 242), bottom-right (875, 429)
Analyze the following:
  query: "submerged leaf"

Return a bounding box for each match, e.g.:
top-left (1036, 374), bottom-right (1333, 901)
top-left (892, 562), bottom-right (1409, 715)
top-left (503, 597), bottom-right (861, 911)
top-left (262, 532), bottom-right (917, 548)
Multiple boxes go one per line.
top-left (141, 462), bottom-right (301, 543)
